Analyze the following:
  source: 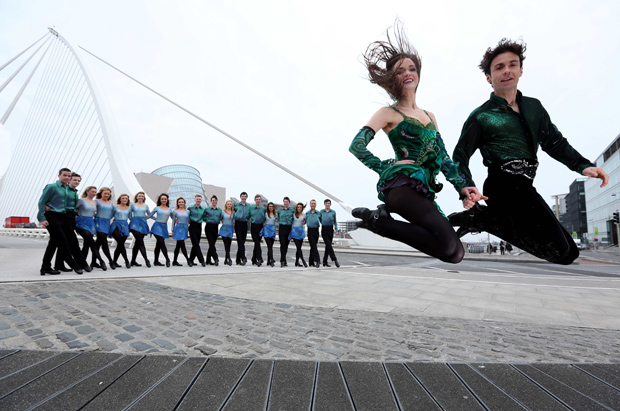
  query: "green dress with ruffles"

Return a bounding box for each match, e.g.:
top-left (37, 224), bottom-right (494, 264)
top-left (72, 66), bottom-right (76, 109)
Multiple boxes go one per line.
top-left (349, 107), bottom-right (467, 217)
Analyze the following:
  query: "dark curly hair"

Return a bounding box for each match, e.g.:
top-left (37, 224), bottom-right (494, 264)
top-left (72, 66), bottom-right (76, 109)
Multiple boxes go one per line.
top-left (479, 38), bottom-right (526, 75)
top-left (363, 20), bottom-right (421, 101)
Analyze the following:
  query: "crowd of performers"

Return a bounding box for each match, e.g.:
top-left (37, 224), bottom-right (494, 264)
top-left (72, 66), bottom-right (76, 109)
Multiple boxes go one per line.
top-left (38, 27), bottom-right (612, 274)
top-left (37, 175), bottom-right (340, 275)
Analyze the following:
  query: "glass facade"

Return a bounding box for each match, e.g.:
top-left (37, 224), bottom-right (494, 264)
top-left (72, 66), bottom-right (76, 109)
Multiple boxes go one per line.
top-left (151, 165), bottom-right (206, 208)
top-left (585, 135), bottom-right (620, 245)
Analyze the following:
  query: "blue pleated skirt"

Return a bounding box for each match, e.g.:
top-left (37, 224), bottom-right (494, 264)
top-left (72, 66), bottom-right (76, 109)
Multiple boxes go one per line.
top-left (76, 216), bottom-right (96, 235)
top-left (150, 222), bottom-right (169, 239)
top-left (219, 224), bottom-right (233, 239)
top-left (289, 226), bottom-right (305, 240)
top-left (110, 220), bottom-right (130, 237)
top-left (260, 224), bottom-right (276, 239)
top-left (129, 217), bottom-right (149, 235)
top-left (94, 218), bottom-right (111, 235)
top-left (173, 223), bottom-right (188, 240)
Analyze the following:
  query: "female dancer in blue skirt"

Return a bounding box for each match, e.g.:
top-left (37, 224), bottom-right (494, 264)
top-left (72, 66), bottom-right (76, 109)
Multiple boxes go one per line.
top-left (219, 199), bottom-right (235, 266)
top-left (290, 202), bottom-right (307, 267)
top-left (171, 197), bottom-right (193, 267)
top-left (94, 187), bottom-right (116, 270)
top-left (260, 202), bottom-right (277, 267)
top-left (148, 193), bottom-right (172, 267)
top-left (76, 186), bottom-right (106, 270)
top-left (111, 193), bottom-right (132, 269)
top-left (129, 191), bottom-right (151, 267)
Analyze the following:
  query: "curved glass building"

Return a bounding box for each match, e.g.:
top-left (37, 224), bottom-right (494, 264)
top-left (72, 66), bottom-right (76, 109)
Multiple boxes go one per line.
top-left (151, 165), bottom-right (207, 207)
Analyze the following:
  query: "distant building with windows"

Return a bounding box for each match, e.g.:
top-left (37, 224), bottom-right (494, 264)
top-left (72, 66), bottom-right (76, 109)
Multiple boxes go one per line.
top-left (585, 133), bottom-right (620, 245)
top-left (135, 164), bottom-right (225, 208)
top-left (560, 178), bottom-right (587, 241)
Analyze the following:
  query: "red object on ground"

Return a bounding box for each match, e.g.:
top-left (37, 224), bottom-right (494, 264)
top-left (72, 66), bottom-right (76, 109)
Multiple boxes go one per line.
top-left (4, 216), bottom-right (29, 228)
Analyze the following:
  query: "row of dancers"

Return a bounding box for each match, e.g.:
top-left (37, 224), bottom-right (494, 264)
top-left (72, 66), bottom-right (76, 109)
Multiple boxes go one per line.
top-left (38, 172), bottom-right (340, 275)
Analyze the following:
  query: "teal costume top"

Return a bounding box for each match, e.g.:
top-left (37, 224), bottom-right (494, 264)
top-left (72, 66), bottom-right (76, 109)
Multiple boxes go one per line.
top-left (249, 205), bottom-right (266, 224)
top-left (130, 204), bottom-right (150, 218)
top-left (305, 210), bottom-right (321, 228)
top-left (188, 205), bottom-right (205, 223)
top-left (233, 202), bottom-right (251, 222)
top-left (319, 209), bottom-right (338, 231)
top-left (277, 207), bottom-right (294, 225)
top-left (349, 107), bottom-right (467, 209)
top-left (112, 206), bottom-right (131, 221)
top-left (66, 187), bottom-right (79, 212)
top-left (453, 91), bottom-right (595, 188)
top-left (37, 181), bottom-right (69, 222)
top-left (76, 198), bottom-right (97, 217)
top-left (204, 206), bottom-right (223, 224)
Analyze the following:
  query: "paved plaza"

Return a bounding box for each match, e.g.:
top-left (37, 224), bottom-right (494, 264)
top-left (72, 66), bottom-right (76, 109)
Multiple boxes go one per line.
top-left (1, 236), bottom-right (619, 363)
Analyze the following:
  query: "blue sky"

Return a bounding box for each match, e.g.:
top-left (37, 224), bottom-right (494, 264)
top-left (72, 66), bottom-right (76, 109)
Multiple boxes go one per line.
top-left (1, 0), bottom-right (619, 241)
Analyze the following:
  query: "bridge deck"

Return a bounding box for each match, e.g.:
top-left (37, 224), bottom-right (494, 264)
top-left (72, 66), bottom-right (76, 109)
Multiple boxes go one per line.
top-left (1, 350), bottom-right (620, 410)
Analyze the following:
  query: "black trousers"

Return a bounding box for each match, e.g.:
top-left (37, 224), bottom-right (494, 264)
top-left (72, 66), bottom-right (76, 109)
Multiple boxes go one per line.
top-left (279, 224), bottom-right (291, 263)
top-left (42, 212), bottom-right (77, 270)
top-left (472, 169), bottom-right (579, 265)
top-left (321, 226), bottom-right (337, 264)
top-left (251, 223), bottom-right (263, 264)
top-left (188, 221), bottom-right (205, 264)
top-left (307, 227), bottom-right (320, 265)
top-left (235, 220), bottom-right (248, 263)
top-left (53, 211), bottom-right (86, 269)
top-left (204, 223), bottom-right (219, 263)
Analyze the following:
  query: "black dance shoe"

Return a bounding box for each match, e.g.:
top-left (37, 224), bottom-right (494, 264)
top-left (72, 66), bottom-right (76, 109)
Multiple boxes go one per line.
top-left (109, 261), bottom-right (116, 270)
top-left (73, 266), bottom-right (83, 275)
top-left (323, 262), bottom-right (331, 267)
top-left (54, 266), bottom-right (73, 273)
top-left (173, 261), bottom-right (182, 267)
top-left (40, 268), bottom-right (60, 276)
top-left (241, 258), bottom-right (247, 266)
top-left (115, 262), bottom-right (123, 269)
top-left (131, 261), bottom-right (142, 267)
top-left (100, 261), bottom-right (107, 271)
top-left (302, 259), bottom-right (308, 268)
top-left (352, 204), bottom-right (393, 233)
top-left (206, 260), bottom-right (214, 265)
top-left (83, 264), bottom-right (93, 273)
top-left (145, 260), bottom-right (151, 268)
top-left (201, 261), bottom-right (206, 267)
top-left (448, 204), bottom-right (483, 238)
top-left (295, 261), bottom-right (302, 267)
top-left (268, 259), bottom-right (275, 267)
top-left (334, 260), bottom-right (340, 268)
top-left (315, 262), bottom-right (320, 268)
top-left (91, 262), bottom-right (101, 269)
top-left (187, 260), bottom-right (194, 267)
top-left (154, 261), bottom-right (164, 267)
top-left (166, 261), bottom-right (171, 268)
top-left (225, 257), bottom-right (233, 266)
top-left (125, 261), bottom-right (131, 269)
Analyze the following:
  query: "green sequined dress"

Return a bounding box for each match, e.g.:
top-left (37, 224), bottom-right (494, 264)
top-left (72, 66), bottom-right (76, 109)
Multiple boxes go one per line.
top-left (349, 107), bottom-right (467, 216)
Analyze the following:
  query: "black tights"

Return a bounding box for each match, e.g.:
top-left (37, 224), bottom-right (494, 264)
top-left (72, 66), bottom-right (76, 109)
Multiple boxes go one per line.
top-left (222, 237), bottom-right (232, 260)
top-left (378, 186), bottom-right (464, 264)
top-left (174, 240), bottom-right (189, 262)
top-left (112, 228), bottom-right (129, 264)
top-left (77, 228), bottom-right (102, 264)
top-left (153, 234), bottom-right (169, 263)
top-left (95, 231), bottom-right (113, 264)
top-left (130, 230), bottom-right (149, 263)
top-left (293, 239), bottom-right (305, 264)
top-left (265, 237), bottom-right (275, 262)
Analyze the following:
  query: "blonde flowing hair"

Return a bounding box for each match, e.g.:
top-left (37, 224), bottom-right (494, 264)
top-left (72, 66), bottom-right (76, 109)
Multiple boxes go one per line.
top-left (223, 199), bottom-right (234, 216)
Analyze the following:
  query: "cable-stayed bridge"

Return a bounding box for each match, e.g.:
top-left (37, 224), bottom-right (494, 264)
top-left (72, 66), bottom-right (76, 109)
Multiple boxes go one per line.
top-left (0, 28), bottom-right (351, 224)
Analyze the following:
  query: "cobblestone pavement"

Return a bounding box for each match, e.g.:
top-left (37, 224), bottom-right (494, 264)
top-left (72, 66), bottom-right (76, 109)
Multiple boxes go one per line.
top-left (1, 279), bottom-right (619, 363)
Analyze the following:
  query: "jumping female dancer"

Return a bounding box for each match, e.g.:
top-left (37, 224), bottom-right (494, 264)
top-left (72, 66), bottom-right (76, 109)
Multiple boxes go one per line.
top-left (171, 197), bottom-right (193, 267)
top-left (219, 199), bottom-right (235, 266)
top-left (111, 194), bottom-right (131, 269)
top-left (290, 202), bottom-right (307, 267)
top-left (349, 22), bottom-right (483, 263)
top-left (93, 187), bottom-right (116, 269)
top-left (129, 192), bottom-right (151, 267)
top-left (148, 193), bottom-right (172, 267)
top-left (75, 186), bottom-right (106, 270)
top-left (260, 202), bottom-right (277, 267)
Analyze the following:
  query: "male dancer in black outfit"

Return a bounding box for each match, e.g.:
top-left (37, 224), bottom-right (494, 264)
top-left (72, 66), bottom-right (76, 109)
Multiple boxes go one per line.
top-left (188, 194), bottom-right (206, 267)
top-left (450, 39), bottom-right (608, 264)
